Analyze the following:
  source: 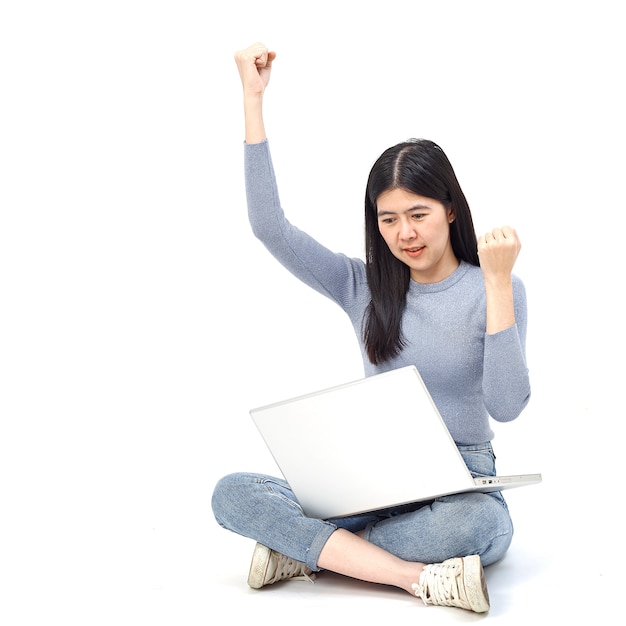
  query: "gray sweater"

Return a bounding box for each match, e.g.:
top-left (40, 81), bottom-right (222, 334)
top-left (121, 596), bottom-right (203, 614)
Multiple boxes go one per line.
top-left (244, 140), bottom-right (530, 444)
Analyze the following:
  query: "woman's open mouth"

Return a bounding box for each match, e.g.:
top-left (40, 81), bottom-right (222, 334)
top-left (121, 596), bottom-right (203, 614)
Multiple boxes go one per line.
top-left (404, 246), bottom-right (425, 258)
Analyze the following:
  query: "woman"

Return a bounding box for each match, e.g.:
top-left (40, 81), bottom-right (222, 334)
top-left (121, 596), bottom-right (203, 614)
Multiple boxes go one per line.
top-left (211, 42), bottom-right (531, 613)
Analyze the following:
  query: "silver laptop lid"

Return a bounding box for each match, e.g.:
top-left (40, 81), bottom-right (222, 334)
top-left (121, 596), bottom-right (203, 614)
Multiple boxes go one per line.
top-left (250, 366), bottom-right (479, 519)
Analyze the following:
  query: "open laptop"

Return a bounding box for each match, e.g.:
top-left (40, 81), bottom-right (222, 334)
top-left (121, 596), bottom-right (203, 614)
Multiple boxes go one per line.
top-left (250, 365), bottom-right (541, 520)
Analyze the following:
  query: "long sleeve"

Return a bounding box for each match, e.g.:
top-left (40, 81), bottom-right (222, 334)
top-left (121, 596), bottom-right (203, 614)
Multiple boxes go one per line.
top-left (482, 277), bottom-right (531, 422)
top-left (245, 140), bottom-right (367, 308)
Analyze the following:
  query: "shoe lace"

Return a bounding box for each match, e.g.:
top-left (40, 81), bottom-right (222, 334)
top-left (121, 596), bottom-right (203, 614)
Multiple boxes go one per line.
top-left (412, 561), bottom-right (468, 609)
top-left (269, 554), bottom-right (316, 585)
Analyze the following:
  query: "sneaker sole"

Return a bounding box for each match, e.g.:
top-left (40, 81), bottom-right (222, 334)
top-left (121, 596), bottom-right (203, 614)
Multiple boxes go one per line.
top-left (247, 543), bottom-right (271, 589)
top-left (462, 555), bottom-right (490, 613)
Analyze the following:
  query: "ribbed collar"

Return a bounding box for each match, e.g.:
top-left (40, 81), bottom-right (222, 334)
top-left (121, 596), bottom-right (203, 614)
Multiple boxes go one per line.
top-left (408, 260), bottom-right (472, 295)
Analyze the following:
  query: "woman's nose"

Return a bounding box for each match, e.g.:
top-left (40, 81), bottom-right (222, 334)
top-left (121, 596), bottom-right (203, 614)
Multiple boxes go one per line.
top-left (399, 219), bottom-right (417, 240)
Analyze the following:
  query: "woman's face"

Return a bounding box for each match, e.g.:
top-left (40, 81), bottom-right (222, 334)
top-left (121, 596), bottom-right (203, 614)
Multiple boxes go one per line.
top-left (376, 187), bottom-right (458, 284)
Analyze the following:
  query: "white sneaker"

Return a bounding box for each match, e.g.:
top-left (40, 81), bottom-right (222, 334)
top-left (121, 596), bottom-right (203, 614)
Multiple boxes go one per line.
top-left (412, 555), bottom-right (490, 613)
top-left (247, 543), bottom-right (316, 589)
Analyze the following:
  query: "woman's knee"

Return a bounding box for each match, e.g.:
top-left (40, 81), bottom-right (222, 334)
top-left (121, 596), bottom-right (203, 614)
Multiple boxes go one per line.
top-left (211, 472), bottom-right (296, 529)
top-left (436, 493), bottom-right (513, 563)
top-left (480, 523), bottom-right (513, 566)
top-left (470, 494), bottom-right (514, 565)
top-left (211, 472), bottom-right (251, 525)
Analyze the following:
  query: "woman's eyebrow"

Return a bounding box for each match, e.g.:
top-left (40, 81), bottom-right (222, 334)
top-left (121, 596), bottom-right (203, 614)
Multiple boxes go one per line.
top-left (377, 205), bottom-right (432, 217)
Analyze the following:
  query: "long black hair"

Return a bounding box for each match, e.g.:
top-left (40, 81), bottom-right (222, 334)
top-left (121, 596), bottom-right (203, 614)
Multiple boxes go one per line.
top-left (362, 139), bottom-right (479, 365)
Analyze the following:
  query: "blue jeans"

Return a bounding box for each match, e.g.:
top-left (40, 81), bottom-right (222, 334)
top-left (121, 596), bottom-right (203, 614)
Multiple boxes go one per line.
top-left (211, 442), bottom-right (513, 571)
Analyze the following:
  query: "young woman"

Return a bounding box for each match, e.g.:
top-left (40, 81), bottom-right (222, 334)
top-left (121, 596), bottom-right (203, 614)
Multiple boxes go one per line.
top-left (211, 42), bottom-right (531, 613)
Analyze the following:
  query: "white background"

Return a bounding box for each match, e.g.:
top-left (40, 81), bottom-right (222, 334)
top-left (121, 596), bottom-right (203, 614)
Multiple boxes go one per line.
top-left (1, 1), bottom-right (624, 624)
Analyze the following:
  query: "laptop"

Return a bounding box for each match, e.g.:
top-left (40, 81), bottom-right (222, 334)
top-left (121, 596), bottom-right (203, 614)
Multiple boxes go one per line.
top-left (250, 365), bottom-right (541, 520)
